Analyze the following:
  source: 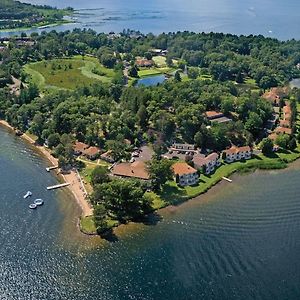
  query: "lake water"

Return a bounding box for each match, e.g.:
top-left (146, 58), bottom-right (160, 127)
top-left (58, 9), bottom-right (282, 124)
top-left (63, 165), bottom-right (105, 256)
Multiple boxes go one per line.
top-left (1, 0), bottom-right (300, 40)
top-left (136, 74), bottom-right (166, 87)
top-left (1, 125), bottom-right (300, 299)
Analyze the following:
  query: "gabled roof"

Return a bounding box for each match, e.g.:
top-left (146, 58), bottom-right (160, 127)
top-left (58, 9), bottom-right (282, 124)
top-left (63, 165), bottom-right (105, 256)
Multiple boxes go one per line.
top-left (74, 142), bottom-right (89, 153)
top-left (224, 146), bottom-right (251, 155)
top-left (83, 146), bottom-right (101, 157)
top-left (111, 161), bottom-right (150, 180)
top-left (172, 162), bottom-right (197, 176)
top-left (205, 111), bottom-right (224, 119)
top-left (274, 127), bottom-right (292, 135)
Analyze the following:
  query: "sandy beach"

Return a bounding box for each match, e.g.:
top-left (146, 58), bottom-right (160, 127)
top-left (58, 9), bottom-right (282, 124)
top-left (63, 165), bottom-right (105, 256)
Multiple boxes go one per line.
top-left (0, 120), bottom-right (93, 217)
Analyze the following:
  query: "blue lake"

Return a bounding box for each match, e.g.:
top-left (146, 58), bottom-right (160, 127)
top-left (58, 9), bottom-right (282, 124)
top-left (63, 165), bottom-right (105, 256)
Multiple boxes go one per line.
top-left (1, 125), bottom-right (300, 299)
top-left (1, 0), bottom-right (299, 40)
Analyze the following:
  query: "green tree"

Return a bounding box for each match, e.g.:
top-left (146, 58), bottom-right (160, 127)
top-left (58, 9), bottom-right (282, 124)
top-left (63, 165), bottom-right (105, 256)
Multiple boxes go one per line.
top-left (174, 70), bottom-right (181, 82)
top-left (260, 138), bottom-right (274, 155)
top-left (275, 134), bottom-right (290, 149)
top-left (91, 166), bottom-right (110, 187)
top-left (93, 204), bottom-right (109, 235)
top-left (147, 158), bottom-right (174, 190)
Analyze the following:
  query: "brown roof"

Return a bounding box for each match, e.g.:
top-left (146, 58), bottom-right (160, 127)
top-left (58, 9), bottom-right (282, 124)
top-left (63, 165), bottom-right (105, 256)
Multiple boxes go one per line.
top-left (205, 111), bottom-right (224, 119)
top-left (172, 162), bottom-right (197, 176)
top-left (193, 152), bottom-right (219, 168)
top-left (274, 127), bottom-right (292, 135)
top-left (136, 59), bottom-right (153, 67)
top-left (262, 87), bottom-right (288, 103)
top-left (268, 133), bottom-right (278, 141)
top-left (283, 105), bottom-right (291, 114)
top-left (83, 146), bottom-right (101, 157)
top-left (224, 146), bottom-right (251, 155)
top-left (111, 161), bottom-right (150, 180)
top-left (74, 142), bottom-right (89, 153)
top-left (279, 119), bottom-right (291, 128)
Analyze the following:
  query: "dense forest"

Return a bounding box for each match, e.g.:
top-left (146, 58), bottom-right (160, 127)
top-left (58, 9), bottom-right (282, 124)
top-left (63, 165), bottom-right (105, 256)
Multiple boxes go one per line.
top-left (0, 29), bottom-right (300, 233)
top-left (0, 0), bottom-right (73, 30)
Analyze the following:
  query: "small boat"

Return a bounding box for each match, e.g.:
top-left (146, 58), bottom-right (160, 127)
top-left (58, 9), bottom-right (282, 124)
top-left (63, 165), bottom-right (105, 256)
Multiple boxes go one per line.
top-left (29, 203), bottom-right (37, 209)
top-left (23, 191), bottom-right (32, 199)
top-left (34, 199), bottom-right (44, 206)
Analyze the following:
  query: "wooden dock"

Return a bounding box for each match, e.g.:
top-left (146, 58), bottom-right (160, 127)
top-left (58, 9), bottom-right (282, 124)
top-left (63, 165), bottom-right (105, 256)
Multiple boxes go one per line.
top-left (46, 165), bottom-right (59, 172)
top-left (222, 177), bottom-right (232, 183)
top-left (47, 183), bottom-right (70, 190)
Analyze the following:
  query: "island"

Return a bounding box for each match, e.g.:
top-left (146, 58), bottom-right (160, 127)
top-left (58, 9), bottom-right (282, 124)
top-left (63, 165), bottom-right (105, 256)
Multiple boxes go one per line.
top-left (0, 0), bottom-right (73, 31)
top-left (0, 29), bottom-right (299, 237)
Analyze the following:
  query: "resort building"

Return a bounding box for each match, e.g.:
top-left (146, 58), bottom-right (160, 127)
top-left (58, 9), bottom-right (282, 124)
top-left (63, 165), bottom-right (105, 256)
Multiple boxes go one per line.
top-left (135, 58), bottom-right (154, 68)
top-left (172, 162), bottom-right (199, 186)
top-left (205, 110), bottom-right (232, 124)
top-left (274, 127), bottom-right (292, 135)
top-left (223, 146), bottom-right (252, 163)
top-left (111, 161), bottom-right (150, 181)
top-left (193, 152), bottom-right (221, 174)
top-left (82, 146), bottom-right (101, 160)
top-left (170, 143), bottom-right (196, 152)
top-left (73, 142), bottom-right (89, 156)
top-left (262, 87), bottom-right (288, 106)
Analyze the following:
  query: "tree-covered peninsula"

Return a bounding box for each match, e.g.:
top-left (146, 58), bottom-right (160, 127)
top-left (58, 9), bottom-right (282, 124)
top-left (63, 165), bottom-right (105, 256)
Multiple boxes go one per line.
top-left (0, 0), bottom-right (73, 30)
top-left (0, 29), bottom-right (300, 235)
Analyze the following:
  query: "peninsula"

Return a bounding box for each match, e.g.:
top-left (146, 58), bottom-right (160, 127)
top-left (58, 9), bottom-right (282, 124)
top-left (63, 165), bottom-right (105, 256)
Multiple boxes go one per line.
top-left (0, 29), bottom-right (299, 237)
top-left (0, 0), bottom-right (73, 31)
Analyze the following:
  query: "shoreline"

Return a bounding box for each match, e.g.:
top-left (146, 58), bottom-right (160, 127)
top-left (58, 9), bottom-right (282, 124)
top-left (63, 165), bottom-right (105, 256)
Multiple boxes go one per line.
top-left (0, 120), bottom-right (93, 219)
top-left (1, 118), bottom-right (300, 237)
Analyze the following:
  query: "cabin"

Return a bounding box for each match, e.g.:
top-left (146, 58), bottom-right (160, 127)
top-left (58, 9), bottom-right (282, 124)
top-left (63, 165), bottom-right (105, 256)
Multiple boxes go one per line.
top-left (111, 161), bottom-right (150, 180)
top-left (170, 143), bottom-right (196, 152)
top-left (135, 58), bottom-right (154, 68)
top-left (172, 162), bottom-right (199, 186)
top-left (100, 150), bottom-right (115, 163)
top-left (205, 111), bottom-right (232, 124)
top-left (82, 146), bottom-right (101, 160)
top-left (274, 127), bottom-right (292, 135)
top-left (73, 142), bottom-right (89, 156)
top-left (193, 152), bottom-right (221, 174)
top-left (223, 146), bottom-right (252, 163)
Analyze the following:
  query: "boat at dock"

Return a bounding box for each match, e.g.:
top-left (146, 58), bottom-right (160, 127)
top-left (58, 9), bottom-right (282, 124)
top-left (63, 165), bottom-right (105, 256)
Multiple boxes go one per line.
top-left (29, 203), bottom-right (37, 209)
top-left (23, 191), bottom-right (32, 199)
top-left (46, 166), bottom-right (59, 172)
top-left (34, 199), bottom-right (44, 206)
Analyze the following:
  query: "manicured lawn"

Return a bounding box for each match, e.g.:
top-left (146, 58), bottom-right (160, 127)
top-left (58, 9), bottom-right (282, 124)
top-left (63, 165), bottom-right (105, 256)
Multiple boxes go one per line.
top-left (138, 67), bottom-right (175, 78)
top-left (24, 56), bottom-right (116, 91)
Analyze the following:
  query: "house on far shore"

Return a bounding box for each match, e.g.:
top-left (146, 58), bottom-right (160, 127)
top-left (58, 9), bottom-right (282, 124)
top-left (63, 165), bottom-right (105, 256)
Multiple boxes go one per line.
top-left (223, 146), bottom-right (252, 163)
top-left (74, 142), bottom-right (89, 156)
top-left (172, 162), bottom-right (199, 186)
top-left (205, 110), bottom-right (232, 124)
top-left (82, 146), bottom-right (101, 160)
top-left (111, 161), bottom-right (150, 181)
top-left (193, 152), bottom-right (221, 174)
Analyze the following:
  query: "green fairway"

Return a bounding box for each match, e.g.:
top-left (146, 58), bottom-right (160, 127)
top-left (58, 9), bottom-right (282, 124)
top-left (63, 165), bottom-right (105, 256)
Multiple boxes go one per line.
top-left (24, 56), bottom-right (116, 91)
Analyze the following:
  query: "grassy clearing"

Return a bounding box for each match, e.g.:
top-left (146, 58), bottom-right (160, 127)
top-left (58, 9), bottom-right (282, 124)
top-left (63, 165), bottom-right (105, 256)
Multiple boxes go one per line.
top-left (80, 216), bottom-right (97, 234)
top-left (138, 67), bottom-right (175, 78)
top-left (152, 56), bottom-right (166, 67)
top-left (24, 56), bottom-right (115, 91)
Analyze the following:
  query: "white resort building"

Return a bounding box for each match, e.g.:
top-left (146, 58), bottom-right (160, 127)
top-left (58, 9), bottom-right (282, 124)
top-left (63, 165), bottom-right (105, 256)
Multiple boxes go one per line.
top-left (172, 162), bottom-right (199, 186)
top-left (223, 146), bottom-right (252, 163)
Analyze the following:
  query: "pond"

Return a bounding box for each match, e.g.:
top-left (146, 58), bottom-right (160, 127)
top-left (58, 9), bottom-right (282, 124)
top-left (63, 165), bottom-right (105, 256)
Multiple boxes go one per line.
top-left (136, 74), bottom-right (166, 87)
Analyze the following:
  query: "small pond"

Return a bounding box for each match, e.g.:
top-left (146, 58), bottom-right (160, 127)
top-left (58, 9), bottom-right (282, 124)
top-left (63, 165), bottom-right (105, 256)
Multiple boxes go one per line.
top-left (136, 74), bottom-right (166, 87)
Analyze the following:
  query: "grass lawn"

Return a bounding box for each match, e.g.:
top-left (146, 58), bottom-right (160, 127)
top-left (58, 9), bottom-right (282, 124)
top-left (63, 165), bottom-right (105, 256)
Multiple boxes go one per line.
top-left (152, 56), bottom-right (166, 67)
top-left (138, 67), bottom-right (175, 78)
top-left (24, 56), bottom-right (116, 91)
top-left (80, 216), bottom-right (97, 234)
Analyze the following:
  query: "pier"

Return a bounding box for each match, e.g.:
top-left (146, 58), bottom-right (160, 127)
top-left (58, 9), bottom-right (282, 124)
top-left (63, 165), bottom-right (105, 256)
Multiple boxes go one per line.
top-left (46, 166), bottom-right (59, 172)
top-left (222, 177), bottom-right (232, 183)
top-left (47, 183), bottom-right (70, 190)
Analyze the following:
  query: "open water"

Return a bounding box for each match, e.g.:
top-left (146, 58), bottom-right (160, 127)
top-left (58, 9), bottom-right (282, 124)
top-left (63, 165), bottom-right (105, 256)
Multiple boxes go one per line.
top-left (1, 0), bottom-right (299, 40)
top-left (1, 123), bottom-right (300, 299)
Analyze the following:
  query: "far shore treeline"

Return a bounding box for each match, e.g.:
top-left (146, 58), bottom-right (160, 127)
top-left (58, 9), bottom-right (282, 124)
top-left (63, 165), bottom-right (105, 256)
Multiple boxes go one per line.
top-left (0, 29), bottom-right (300, 234)
top-left (0, 0), bottom-right (73, 30)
